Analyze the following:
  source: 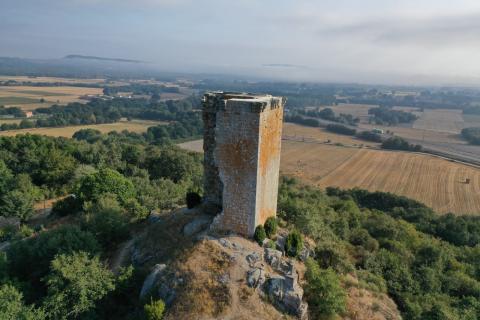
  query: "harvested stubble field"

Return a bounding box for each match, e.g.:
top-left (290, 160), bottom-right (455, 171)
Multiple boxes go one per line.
top-left (283, 123), bottom-right (381, 147)
top-left (281, 141), bottom-right (480, 215)
top-left (0, 119), bottom-right (165, 138)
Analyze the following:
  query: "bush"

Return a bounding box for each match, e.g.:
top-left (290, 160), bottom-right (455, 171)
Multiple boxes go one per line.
top-left (264, 217), bottom-right (278, 238)
top-left (144, 299), bottom-right (165, 320)
top-left (254, 225), bottom-right (266, 245)
top-left (186, 192), bottom-right (202, 209)
top-left (305, 259), bottom-right (346, 318)
top-left (51, 195), bottom-right (81, 217)
top-left (84, 195), bottom-right (129, 247)
top-left (285, 229), bottom-right (304, 257)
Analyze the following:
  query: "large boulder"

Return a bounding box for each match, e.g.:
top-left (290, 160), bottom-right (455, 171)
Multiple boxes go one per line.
top-left (183, 215), bottom-right (213, 237)
top-left (247, 267), bottom-right (266, 288)
top-left (264, 248), bottom-right (283, 269)
top-left (264, 274), bottom-right (308, 319)
top-left (139, 264), bottom-right (167, 299)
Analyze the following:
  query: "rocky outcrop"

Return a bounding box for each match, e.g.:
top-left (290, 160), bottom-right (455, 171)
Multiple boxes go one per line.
top-left (139, 263), bottom-right (167, 299)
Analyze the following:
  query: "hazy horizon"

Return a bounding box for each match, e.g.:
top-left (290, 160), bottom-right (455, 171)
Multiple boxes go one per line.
top-left (2, 0), bottom-right (480, 86)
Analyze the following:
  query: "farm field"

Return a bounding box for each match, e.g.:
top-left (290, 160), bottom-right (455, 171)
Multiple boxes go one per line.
top-left (0, 85), bottom-right (103, 110)
top-left (413, 109), bottom-right (464, 133)
top-left (0, 119), bottom-right (165, 138)
top-left (283, 123), bottom-right (381, 147)
top-left (282, 141), bottom-right (480, 215)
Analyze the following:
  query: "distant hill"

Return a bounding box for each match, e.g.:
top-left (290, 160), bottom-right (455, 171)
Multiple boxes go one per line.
top-left (64, 54), bottom-right (144, 64)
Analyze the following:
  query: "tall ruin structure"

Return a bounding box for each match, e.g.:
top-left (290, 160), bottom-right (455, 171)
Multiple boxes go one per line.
top-left (202, 92), bottom-right (285, 237)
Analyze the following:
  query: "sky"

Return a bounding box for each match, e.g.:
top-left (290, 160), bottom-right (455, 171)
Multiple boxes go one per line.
top-left (2, 0), bottom-right (480, 85)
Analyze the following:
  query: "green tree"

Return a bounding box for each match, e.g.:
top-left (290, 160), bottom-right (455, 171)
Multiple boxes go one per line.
top-left (84, 194), bottom-right (129, 247)
top-left (76, 168), bottom-right (135, 205)
top-left (254, 225), bottom-right (266, 245)
top-left (305, 259), bottom-right (346, 318)
top-left (285, 229), bottom-right (304, 257)
top-left (0, 160), bottom-right (13, 195)
top-left (144, 299), bottom-right (165, 320)
top-left (264, 217), bottom-right (278, 238)
top-left (0, 190), bottom-right (34, 221)
top-left (43, 252), bottom-right (115, 319)
top-left (0, 284), bottom-right (45, 320)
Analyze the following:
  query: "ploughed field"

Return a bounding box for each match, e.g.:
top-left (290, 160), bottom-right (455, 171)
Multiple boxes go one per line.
top-left (281, 140), bottom-right (480, 215)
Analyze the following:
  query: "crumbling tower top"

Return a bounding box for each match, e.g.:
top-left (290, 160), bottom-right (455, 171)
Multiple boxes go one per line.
top-left (202, 91), bottom-right (285, 236)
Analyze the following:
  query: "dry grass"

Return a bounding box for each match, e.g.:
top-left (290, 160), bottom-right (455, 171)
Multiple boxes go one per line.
top-left (283, 140), bottom-right (480, 215)
top-left (0, 119), bottom-right (165, 137)
top-left (167, 241), bottom-right (232, 319)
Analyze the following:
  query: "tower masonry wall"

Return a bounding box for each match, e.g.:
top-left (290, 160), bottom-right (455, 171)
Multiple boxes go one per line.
top-left (202, 92), bottom-right (284, 237)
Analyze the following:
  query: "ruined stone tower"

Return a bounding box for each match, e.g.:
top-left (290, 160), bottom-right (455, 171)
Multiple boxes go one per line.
top-left (202, 92), bottom-right (285, 237)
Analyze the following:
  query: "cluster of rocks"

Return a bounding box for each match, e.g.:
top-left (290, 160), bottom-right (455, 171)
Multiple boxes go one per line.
top-left (246, 246), bottom-right (308, 319)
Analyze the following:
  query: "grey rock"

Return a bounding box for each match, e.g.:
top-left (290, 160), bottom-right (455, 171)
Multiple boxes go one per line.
top-left (232, 241), bottom-right (243, 250)
top-left (218, 273), bottom-right (230, 285)
top-left (246, 252), bottom-right (261, 266)
top-left (299, 247), bottom-right (310, 262)
top-left (264, 248), bottom-right (283, 269)
top-left (275, 236), bottom-right (286, 253)
top-left (264, 275), bottom-right (307, 318)
top-left (247, 267), bottom-right (265, 288)
top-left (219, 238), bottom-right (232, 248)
top-left (139, 264), bottom-right (167, 299)
top-left (183, 216), bottom-right (212, 237)
top-left (131, 246), bottom-right (152, 266)
top-left (158, 283), bottom-right (176, 306)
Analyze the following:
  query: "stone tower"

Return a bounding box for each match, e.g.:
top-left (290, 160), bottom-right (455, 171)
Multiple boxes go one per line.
top-left (202, 92), bottom-right (285, 237)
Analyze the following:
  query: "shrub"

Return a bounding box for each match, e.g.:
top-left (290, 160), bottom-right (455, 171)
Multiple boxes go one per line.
top-left (51, 195), bottom-right (81, 217)
top-left (264, 217), bottom-right (278, 238)
top-left (254, 225), bottom-right (266, 245)
top-left (305, 259), bottom-right (346, 317)
top-left (144, 299), bottom-right (165, 320)
top-left (285, 229), bottom-right (304, 257)
top-left (84, 195), bottom-right (129, 247)
top-left (186, 192), bottom-right (202, 209)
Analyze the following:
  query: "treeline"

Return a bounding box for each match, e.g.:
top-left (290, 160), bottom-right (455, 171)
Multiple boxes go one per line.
top-left (103, 84), bottom-right (180, 96)
top-left (297, 108), bottom-right (359, 126)
top-left (368, 107), bottom-right (418, 125)
top-left (279, 178), bottom-right (480, 319)
top-left (461, 127), bottom-right (480, 145)
top-left (326, 124), bottom-right (356, 136)
top-left (381, 136), bottom-right (422, 151)
top-left (0, 96), bottom-right (203, 133)
top-left (0, 105), bottom-right (25, 117)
